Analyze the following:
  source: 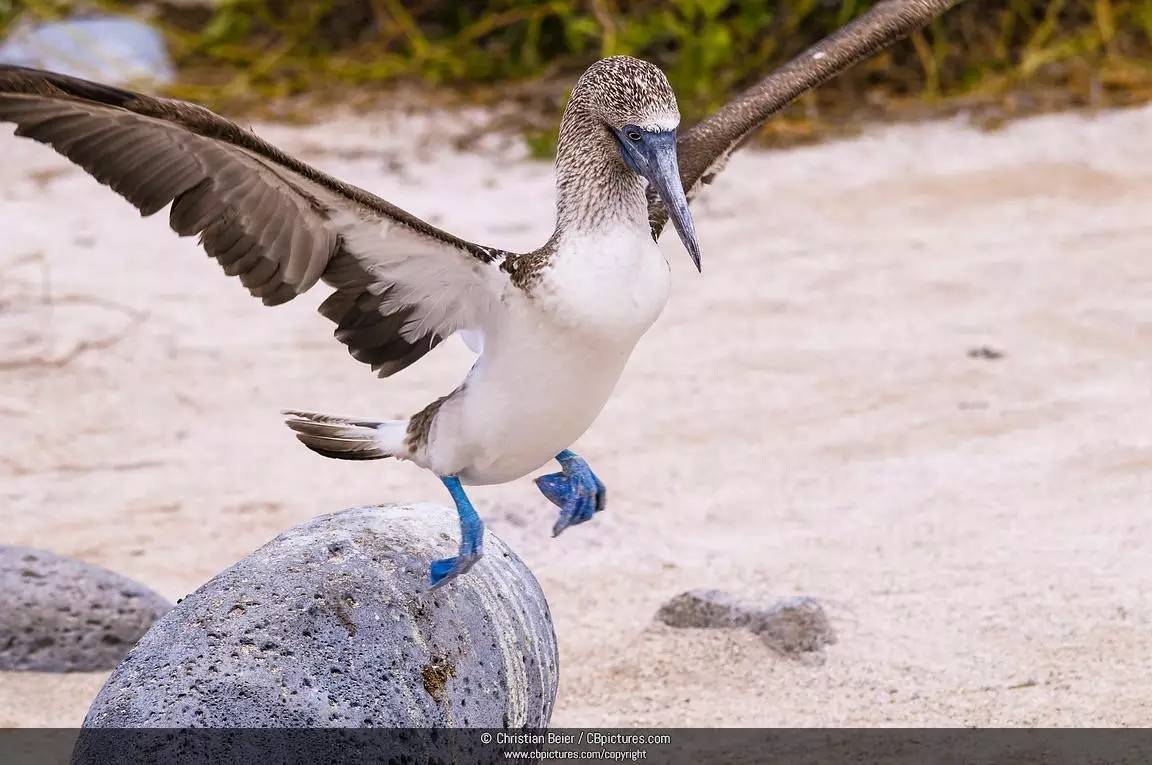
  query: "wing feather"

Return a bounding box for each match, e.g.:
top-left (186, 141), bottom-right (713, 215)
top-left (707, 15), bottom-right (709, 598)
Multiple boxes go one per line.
top-left (651, 0), bottom-right (960, 237)
top-left (0, 64), bottom-right (509, 376)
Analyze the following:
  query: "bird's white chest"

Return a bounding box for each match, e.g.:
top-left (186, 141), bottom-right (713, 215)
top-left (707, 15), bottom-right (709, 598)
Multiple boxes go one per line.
top-left (534, 227), bottom-right (671, 339)
top-left (424, 227), bottom-right (671, 484)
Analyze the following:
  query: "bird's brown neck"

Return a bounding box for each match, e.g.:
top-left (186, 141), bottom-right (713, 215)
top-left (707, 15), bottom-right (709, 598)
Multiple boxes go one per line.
top-left (553, 98), bottom-right (649, 237)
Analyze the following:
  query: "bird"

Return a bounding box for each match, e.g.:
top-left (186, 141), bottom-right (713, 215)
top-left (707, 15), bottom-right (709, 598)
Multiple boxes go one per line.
top-left (0, 1), bottom-right (956, 588)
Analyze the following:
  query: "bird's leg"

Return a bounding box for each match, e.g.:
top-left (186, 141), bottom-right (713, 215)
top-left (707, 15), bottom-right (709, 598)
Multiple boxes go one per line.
top-left (429, 476), bottom-right (485, 589)
top-left (535, 449), bottom-right (607, 537)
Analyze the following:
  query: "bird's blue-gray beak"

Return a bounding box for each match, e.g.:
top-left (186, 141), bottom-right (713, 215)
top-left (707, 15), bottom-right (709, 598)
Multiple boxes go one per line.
top-left (612, 126), bottom-right (702, 271)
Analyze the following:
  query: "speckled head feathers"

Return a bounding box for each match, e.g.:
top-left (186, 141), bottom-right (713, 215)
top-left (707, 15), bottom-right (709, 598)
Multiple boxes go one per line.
top-left (551, 56), bottom-right (681, 235)
top-left (568, 56), bottom-right (680, 133)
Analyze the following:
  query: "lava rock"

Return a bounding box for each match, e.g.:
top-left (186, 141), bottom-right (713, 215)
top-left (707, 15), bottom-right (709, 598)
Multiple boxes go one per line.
top-left (77, 503), bottom-right (557, 755)
top-left (0, 546), bottom-right (171, 672)
top-left (657, 589), bottom-right (835, 654)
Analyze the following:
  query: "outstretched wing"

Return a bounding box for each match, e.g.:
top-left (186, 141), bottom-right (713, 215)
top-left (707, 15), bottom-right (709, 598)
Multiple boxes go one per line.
top-left (650, 0), bottom-right (961, 236)
top-left (0, 65), bottom-right (508, 378)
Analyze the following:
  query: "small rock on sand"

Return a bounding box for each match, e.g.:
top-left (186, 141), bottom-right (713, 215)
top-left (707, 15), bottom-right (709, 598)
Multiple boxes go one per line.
top-left (751, 596), bottom-right (836, 654)
top-left (655, 589), bottom-right (757, 629)
top-left (657, 589), bottom-right (835, 654)
top-left (77, 503), bottom-right (557, 752)
top-left (0, 545), bottom-right (171, 672)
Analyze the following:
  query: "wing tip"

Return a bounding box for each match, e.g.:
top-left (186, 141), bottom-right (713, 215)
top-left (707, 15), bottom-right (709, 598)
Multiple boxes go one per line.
top-left (0, 64), bottom-right (139, 108)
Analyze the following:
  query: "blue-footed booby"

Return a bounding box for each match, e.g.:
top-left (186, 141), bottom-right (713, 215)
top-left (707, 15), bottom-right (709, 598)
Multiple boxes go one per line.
top-left (0, 0), bottom-right (957, 587)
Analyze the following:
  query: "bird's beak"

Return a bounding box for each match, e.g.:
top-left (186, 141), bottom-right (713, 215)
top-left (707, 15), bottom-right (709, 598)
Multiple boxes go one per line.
top-left (614, 128), bottom-right (702, 272)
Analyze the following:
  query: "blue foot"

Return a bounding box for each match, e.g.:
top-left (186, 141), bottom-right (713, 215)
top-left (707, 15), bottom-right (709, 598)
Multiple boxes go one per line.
top-left (534, 449), bottom-right (607, 537)
top-left (429, 551), bottom-right (481, 589)
top-left (430, 476), bottom-right (485, 589)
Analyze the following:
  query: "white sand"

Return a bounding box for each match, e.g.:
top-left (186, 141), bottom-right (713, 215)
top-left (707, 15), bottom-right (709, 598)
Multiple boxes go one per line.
top-left (2, 104), bottom-right (1152, 727)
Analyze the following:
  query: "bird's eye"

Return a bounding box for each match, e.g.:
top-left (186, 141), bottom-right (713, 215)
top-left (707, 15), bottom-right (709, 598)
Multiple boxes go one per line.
top-left (626, 128), bottom-right (643, 142)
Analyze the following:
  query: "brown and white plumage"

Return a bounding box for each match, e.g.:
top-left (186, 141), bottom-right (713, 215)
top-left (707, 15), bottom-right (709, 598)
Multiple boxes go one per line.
top-left (0, 0), bottom-right (956, 383)
top-left (0, 0), bottom-right (960, 586)
top-left (0, 65), bottom-right (510, 379)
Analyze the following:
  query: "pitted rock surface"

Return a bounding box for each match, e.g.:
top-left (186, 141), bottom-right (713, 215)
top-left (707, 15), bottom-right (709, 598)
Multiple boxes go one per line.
top-left (78, 504), bottom-right (558, 740)
top-left (0, 545), bottom-right (171, 672)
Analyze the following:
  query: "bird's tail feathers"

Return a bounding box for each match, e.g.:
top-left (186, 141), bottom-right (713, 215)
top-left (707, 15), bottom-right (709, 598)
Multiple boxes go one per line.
top-left (282, 410), bottom-right (406, 461)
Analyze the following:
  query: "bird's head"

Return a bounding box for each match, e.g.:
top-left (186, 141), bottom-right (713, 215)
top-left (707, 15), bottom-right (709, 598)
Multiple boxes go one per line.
top-left (565, 56), bottom-right (701, 271)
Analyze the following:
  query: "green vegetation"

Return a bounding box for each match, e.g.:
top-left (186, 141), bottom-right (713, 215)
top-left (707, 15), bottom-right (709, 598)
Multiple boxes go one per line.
top-left (5, 1), bottom-right (1152, 150)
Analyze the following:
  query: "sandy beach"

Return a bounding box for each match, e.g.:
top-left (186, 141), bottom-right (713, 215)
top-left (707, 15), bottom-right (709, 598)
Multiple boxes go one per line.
top-left (2, 103), bottom-right (1151, 727)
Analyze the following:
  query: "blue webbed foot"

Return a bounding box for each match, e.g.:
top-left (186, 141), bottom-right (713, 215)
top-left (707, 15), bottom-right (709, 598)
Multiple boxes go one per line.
top-left (535, 449), bottom-right (607, 538)
top-left (429, 550), bottom-right (481, 589)
top-left (430, 476), bottom-right (485, 589)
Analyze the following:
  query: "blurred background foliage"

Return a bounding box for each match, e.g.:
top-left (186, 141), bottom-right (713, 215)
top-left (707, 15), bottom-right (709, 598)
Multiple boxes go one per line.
top-left (4, 0), bottom-right (1152, 152)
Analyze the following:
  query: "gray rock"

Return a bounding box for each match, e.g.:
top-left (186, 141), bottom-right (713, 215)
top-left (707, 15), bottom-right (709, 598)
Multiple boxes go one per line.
top-left (0, 16), bottom-right (175, 86)
top-left (0, 545), bottom-right (171, 672)
top-left (750, 596), bottom-right (836, 654)
top-left (657, 589), bottom-right (835, 654)
top-left (78, 503), bottom-right (557, 744)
